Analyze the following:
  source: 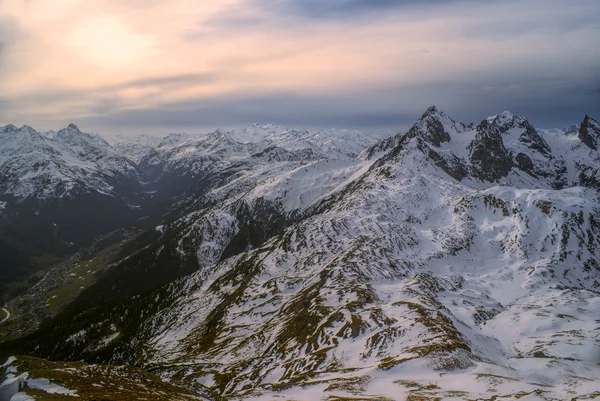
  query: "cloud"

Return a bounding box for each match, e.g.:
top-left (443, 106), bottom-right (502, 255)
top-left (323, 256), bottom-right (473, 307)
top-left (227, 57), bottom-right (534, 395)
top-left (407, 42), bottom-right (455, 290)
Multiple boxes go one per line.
top-left (254, 0), bottom-right (472, 20)
top-left (16, 67), bottom-right (594, 134)
top-left (0, 72), bottom-right (222, 123)
top-left (0, 0), bottom-right (598, 132)
top-left (108, 73), bottom-right (219, 91)
top-left (0, 16), bottom-right (20, 68)
top-left (458, 2), bottom-right (600, 40)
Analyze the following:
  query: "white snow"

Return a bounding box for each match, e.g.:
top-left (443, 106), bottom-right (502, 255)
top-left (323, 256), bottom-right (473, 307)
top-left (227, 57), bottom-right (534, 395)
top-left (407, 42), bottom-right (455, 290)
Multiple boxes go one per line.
top-left (8, 393), bottom-right (35, 401)
top-left (101, 133), bottom-right (163, 163)
top-left (27, 378), bottom-right (79, 397)
top-left (99, 332), bottom-right (120, 347)
top-left (0, 123), bottom-right (140, 201)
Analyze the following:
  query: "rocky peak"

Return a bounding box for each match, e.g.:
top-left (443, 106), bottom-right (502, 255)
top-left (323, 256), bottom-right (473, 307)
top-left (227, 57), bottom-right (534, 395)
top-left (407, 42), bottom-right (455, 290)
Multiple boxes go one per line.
top-left (487, 110), bottom-right (551, 155)
top-left (56, 124), bottom-right (81, 139)
top-left (54, 123), bottom-right (83, 142)
top-left (67, 123), bottom-right (81, 132)
top-left (1, 125), bottom-right (47, 145)
top-left (420, 105), bottom-right (439, 118)
top-left (486, 110), bottom-right (531, 134)
top-left (19, 125), bottom-right (40, 135)
top-left (578, 115), bottom-right (600, 150)
top-left (407, 106), bottom-right (453, 147)
top-left (468, 119), bottom-right (513, 181)
top-left (1, 124), bottom-right (18, 133)
top-left (487, 110), bottom-right (515, 126)
top-left (56, 124), bottom-right (111, 150)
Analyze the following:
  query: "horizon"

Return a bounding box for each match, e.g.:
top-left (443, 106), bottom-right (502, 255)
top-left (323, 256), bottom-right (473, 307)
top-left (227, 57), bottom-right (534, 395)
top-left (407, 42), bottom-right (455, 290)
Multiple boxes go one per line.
top-left (1, 0), bottom-right (598, 134)
top-left (1, 107), bottom-right (596, 137)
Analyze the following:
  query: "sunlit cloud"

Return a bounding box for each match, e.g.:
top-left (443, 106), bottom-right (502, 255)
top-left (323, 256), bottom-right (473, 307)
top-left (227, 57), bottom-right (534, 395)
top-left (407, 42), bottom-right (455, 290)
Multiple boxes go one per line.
top-left (0, 0), bottom-right (598, 133)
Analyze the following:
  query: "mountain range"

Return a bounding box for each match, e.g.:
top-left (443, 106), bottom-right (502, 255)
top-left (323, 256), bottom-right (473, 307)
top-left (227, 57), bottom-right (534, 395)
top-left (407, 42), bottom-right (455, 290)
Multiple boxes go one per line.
top-left (0, 108), bottom-right (599, 400)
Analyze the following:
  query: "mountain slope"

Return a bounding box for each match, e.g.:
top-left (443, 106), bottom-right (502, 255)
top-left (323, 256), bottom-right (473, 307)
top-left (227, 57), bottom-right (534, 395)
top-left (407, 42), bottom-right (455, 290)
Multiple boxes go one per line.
top-left (2, 110), bottom-right (599, 400)
top-left (0, 356), bottom-right (208, 400)
top-left (116, 111), bottom-right (599, 399)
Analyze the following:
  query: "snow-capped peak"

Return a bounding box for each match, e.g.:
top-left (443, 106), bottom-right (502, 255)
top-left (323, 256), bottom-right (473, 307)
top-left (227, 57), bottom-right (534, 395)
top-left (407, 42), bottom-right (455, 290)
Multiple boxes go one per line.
top-left (484, 110), bottom-right (534, 136)
top-left (55, 124), bottom-right (111, 149)
top-left (422, 104), bottom-right (439, 115)
top-left (487, 109), bottom-right (514, 123)
top-left (56, 123), bottom-right (83, 138)
top-left (1, 124), bottom-right (19, 133)
top-left (67, 123), bottom-right (81, 131)
top-left (18, 125), bottom-right (39, 135)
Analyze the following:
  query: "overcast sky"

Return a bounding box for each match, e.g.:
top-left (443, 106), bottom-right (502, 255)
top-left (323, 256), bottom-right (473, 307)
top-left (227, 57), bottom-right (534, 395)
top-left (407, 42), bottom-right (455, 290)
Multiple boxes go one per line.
top-left (1, 0), bottom-right (598, 134)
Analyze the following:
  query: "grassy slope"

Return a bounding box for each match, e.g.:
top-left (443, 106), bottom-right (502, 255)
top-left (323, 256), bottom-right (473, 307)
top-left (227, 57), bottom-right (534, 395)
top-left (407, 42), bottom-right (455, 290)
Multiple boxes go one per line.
top-left (5, 355), bottom-right (207, 400)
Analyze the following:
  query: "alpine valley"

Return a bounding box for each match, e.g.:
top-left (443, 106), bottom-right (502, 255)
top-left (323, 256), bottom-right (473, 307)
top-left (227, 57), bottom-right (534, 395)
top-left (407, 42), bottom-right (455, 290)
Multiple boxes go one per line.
top-left (0, 108), bottom-right (599, 401)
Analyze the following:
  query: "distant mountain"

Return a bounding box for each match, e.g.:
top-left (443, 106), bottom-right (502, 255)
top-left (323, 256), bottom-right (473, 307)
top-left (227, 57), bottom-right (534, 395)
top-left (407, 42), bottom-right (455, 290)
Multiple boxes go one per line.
top-left (1, 111), bottom-right (599, 400)
top-left (1, 123), bottom-right (142, 201)
top-left (102, 133), bottom-right (164, 163)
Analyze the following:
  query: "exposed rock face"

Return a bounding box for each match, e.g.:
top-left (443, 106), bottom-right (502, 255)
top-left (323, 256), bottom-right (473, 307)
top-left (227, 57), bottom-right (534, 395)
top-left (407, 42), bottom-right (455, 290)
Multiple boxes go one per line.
top-left (417, 139), bottom-right (469, 181)
top-left (251, 146), bottom-right (318, 162)
top-left (359, 134), bottom-right (401, 160)
top-left (468, 119), bottom-right (513, 181)
top-left (515, 152), bottom-right (535, 175)
top-left (518, 121), bottom-right (552, 155)
top-left (415, 105), bottom-right (452, 147)
top-left (579, 115), bottom-right (600, 150)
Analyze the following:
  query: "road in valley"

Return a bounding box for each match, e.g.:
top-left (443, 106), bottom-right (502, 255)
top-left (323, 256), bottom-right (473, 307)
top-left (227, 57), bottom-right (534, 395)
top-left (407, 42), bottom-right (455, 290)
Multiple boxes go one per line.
top-left (0, 307), bottom-right (10, 324)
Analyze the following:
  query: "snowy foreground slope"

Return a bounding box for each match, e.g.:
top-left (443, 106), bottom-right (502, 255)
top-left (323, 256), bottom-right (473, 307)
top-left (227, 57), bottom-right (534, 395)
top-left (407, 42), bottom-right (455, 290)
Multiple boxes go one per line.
top-left (2, 109), bottom-right (600, 400)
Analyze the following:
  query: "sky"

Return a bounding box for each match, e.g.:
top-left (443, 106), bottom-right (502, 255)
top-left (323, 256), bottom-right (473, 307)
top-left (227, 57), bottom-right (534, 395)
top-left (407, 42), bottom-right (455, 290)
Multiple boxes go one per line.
top-left (0, 0), bottom-right (599, 134)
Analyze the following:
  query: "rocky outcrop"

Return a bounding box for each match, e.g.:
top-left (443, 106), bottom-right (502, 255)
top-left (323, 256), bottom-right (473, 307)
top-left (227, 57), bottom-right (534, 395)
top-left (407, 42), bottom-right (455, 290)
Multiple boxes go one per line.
top-left (468, 119), bottom-right (513, 181)
top-left (359, 134), bottom-right (401, 160)
top-left (518, 121), bottom-right (552, 155)
top-left (406, 105), bottom-right (452, 147)
top-left (579, 115), bottom-right (600, 150)
top-left (514, 152), bottom-right (535, 175)
top-left (417, 106), bottom-right (452, 147)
